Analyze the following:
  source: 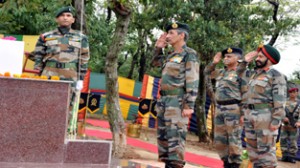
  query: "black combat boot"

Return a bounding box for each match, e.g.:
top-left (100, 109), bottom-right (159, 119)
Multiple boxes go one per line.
top-left (221, 158), bottom-right (230, 168)
top-left (288, 156), bottom-right (296, 163)
top-left (280, 155), bottom-right (289, 162)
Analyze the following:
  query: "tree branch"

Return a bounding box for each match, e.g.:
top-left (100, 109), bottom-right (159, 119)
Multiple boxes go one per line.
top-left (267, 0), bottom-right (279, 46)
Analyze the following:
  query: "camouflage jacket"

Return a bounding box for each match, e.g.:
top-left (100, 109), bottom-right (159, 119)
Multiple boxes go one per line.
top-left (204, 63), bottom-right (244, 102)
top-left (285, 99), bottom-right (300, 123)
top-left (32, 28), bottom-right (90, 81)
top-left (238, 62), bottom-right (287, 126)
top-left (151, 45), bottom-right (199, 109)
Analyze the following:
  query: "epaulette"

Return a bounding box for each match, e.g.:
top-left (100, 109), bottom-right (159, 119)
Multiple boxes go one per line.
top-left (268, 68), bottom-right (281, 77)
top-left (185, 47), bottom-right (197, 55)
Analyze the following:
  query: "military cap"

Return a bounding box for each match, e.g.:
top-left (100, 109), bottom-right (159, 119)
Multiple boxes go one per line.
top-left (165, 22), bottom-right (190, 33)
top-left (55, 6), bottom-right (75, 18)
top-left (221, 47), bottom-right (243, 57)
top-left (288, 87), bottom-right (299, 93)
top-left (257, 44), bottom-right (280, 64)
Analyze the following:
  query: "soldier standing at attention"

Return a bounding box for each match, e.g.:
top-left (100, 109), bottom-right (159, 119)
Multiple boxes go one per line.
top-left (32, 6), bottom-right (89, 87)
top-left (204, 47), bottom-right (244, 168)
top-left (31, 6), bottom-right (90, 134)
top-left (238, 44), bottom-right (286, 168)
top-left (280, 87), bottom-right (300, 163)
top-left (151, 22), bottom-right (199, 168)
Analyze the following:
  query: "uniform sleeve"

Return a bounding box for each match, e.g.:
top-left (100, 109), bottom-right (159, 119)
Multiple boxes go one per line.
top-left (271, 73), bottom-right (287, 126)
top-left (33, 34), bottom-right (47, 72)
top-left (151, 47), bottom-right (165, 67)
top-left (184, 53), bottom-right (199, 109)
top-left (79, 35), bottom-right (90, 80)
top-left (296, 103), bottom-right (300, 122)
top-left (204, 62), bottom-right (221, 79)
top-left (237, 61), bottom-right (254, 115)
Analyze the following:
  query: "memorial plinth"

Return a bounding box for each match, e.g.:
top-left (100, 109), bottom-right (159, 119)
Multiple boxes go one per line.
top-left (0, 77), bottom-right (112, 166)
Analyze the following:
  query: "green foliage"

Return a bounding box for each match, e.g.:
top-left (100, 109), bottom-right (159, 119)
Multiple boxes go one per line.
top-left (0, 0), bottom-right (71, 34)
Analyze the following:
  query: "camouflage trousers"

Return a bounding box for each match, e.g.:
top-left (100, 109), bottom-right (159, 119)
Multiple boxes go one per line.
top-left (214, 104), bottom-right (242, 164)
top-left (280, 125), bottom-right (299, 157)
top-left (156, 95), bottom-right (189, 168)
top-left (244, 108), bottom-right (278, 167)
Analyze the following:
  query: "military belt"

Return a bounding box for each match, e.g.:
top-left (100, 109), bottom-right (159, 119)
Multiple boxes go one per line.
top-left (46, 61), bottom-right (77, 69)
top-left (160, 89), bottom-right (184, 96)
top-left (216, 99), bottom-right (241, 105)
top-left (246, 103), bottom-right (272, 110)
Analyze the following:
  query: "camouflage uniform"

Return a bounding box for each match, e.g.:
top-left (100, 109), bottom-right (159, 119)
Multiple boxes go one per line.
top-left (280, 99), bottom-right (300, 160)
top-left (153, 45), bottom-right (199, 168)
top-left (238, 62), bottom-right (287, 167)
top-left (33, 28), bottom-right (89, 81)
top-left (205, 63), bottom-right (243, 166)
top-left (32, 28), bottom-right (90, 122)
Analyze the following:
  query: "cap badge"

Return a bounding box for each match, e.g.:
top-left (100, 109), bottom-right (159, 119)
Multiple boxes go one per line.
top-left (227, 48), bottom-right (233, 53)
top-left (172, 23), bottom-right (178, 29)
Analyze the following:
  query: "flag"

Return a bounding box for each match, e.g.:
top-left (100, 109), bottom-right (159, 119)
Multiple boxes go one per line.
top-left (87, 93), bottom-right (101, 114)
top-left (140, 74), bottom-right (161, 99)
top-left (78, 92), bottom-right (88, 122)
top-left (138, 98), bottom-right (157, 128)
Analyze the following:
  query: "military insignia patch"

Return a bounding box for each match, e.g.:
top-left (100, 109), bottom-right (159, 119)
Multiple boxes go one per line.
top-left (227, 48), bottom-right (233, 53)
top-left (141, 104), bottom-right (148, 110)
top-left (172, 23), bottom-right (178, 29)
top-left (170, 55), bottom-right (183, 63)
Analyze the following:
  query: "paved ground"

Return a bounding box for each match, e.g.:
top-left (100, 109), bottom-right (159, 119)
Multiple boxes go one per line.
top-left (85, 120), bottom-right (297, 168)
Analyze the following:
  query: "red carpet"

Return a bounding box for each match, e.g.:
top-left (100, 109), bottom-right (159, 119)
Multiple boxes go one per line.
top-left (85, 119), bottom-right (223, 168)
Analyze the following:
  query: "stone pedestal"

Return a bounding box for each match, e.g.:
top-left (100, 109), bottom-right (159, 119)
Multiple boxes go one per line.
top-left (0, 77), bottom-right (112, 166)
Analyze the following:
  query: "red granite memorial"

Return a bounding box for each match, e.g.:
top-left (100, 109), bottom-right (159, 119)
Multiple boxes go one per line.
top-left (0, 77), bottom-right (112, 167)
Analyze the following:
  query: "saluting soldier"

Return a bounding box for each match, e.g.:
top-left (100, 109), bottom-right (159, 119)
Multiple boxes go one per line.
top-left (204, 47), bottom-right (244, 168)
top-left (280, 87), bottom-right (300, 163)
top-left (151, 22), bottom-right (199, 168)
top-left (238, 44), bottom-right (287, 168)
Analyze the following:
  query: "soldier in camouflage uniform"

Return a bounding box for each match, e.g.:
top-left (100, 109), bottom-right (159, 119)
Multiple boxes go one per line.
top-left (151, 22), bottom-right (199, 168)
top-left (238, 44), bottom-right (286, 168)
top-left (31, 6), bottom-right (90, 134)
top-left (32, 6), bottom-right (89, 86)
top-left (204, 47), bottom-right (244, 168)
top-left (280, 87), bottom-right (300, 163)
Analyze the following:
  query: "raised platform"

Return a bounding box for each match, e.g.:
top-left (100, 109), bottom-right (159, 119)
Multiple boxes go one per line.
top-left (0, 77), bottom-right (112, 165)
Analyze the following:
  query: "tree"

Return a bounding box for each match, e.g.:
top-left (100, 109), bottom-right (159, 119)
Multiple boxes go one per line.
top-left (105, 0), bottom-right (131, 157)
top-left (126, 0), bottom-right (300, 142)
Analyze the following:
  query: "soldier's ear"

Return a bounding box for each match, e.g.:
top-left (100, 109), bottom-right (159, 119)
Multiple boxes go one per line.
top-left (55, 18), bottom-right (59, 24)
top-left (71, 17), bottom-right (75, 24)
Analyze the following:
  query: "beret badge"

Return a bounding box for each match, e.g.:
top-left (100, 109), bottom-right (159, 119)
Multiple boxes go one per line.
top-left (172, 23), bottom-right (178, 29)
top-left (227, 48), bottom-right (233, 53)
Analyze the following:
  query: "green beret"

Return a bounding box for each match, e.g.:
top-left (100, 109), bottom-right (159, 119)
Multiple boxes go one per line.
top-left (55, 6), bottom-right (75, 18)
top-left (257, 44), bottom-right (280, 64)
top-left (165, 22), bottom-right (190, 33)
top-left (222, 47), bottom-right (243, 57)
